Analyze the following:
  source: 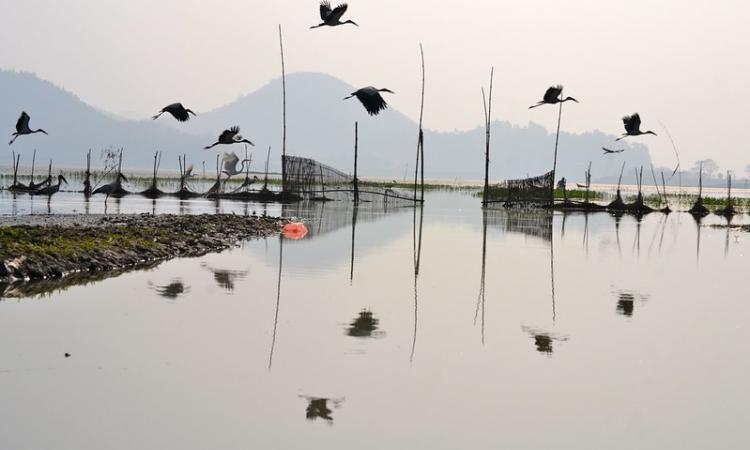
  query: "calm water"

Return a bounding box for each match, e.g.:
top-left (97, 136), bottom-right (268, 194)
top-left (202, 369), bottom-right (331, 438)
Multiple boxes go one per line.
top-left (1, 191), bottom-right (749, 449)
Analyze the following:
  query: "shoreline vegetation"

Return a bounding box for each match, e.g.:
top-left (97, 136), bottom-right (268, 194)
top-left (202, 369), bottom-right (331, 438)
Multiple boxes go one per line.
top-left (0, 214), bottom-right (285, 296)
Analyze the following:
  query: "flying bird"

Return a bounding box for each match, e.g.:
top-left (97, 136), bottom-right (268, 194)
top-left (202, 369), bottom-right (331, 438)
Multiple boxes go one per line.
top-left (152, 103), bottom-right (196, 122)
top-left (205, 127), bottom-right (254, 149)
top-left (602, 147), bottom-right (625, 154)
top-left (31, 174), bottom-right (67, 197)
top-left (344, 87), bottom-right (394, 116)
top-left (9, 112), bottom-right (47, 145)
top-left (616, 113), bottom-right (657, 141)
top-left (221, 152), bottom-right (251, 179)
top-left (311, 2), bottom-right (358, 28)
top-left (528, 85), bottom-right (578, 109)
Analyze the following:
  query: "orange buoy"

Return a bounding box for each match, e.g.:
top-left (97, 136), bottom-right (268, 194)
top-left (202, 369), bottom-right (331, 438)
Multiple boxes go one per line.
top-left (282, 222), bottom-right (308, 240)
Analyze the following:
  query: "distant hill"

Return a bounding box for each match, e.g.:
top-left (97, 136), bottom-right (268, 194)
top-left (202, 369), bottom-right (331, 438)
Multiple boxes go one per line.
top-left (1, 70), bottom-right (652, 182)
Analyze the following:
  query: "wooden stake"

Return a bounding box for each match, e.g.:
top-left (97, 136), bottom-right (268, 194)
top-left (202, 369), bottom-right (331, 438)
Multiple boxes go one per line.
top-left (353, 121), bottom-right (359, 204)
top-left (279, 24), bottom-right (287, 192)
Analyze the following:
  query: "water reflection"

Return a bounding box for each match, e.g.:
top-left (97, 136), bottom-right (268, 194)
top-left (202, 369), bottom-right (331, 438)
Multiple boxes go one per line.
top-left (411, 205), bottom-right (424, 361)
top-left (614, 290), bottom-right (649, 318)
top-left (201, 262), bottom-right (249, 292)
top-left (346, 309), bottom-right (383, 338)
top-left (150, 279), bottom-right (189, 300)
top-left (521, 326), bottom-right (569, 356)
top-left (301, 396), bottom-right (344, 424)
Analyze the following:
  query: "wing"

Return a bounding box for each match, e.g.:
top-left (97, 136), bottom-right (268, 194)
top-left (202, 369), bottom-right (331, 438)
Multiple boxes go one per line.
top-left (16, 112), bottom-right (30, 133)
top-left (357, 91), bottom-right (388, 116)
top-left (543, 85), bottom-right (562, 103)
top-left (167, 103), bottom-right (190, 122)
top-left (329, 3), bottom-right (348, 22)
top-left (320, 1), bottom-right (332, 20)
top-left (222, 152), bottom-right (239, 164)
top-left (185, 164), bottom-right (194, 176)
top-left (622, 113), bottom-right (640, 134)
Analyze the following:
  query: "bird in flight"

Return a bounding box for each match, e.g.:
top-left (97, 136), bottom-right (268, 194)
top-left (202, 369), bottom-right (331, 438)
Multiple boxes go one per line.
top-left (311, 2), bottom-right (358, 28)
top-left (529, 85), bottom-right (578, 109)
top-left (602, 147), bottom-right (625, 154)
top-left (345, 87), bottom-right (394, 116)
top-left (616, 113), bottom-right (657, 141)
top-left (9, 112), bottom-right (47, 145)
top-left (152, 103), bottom-right (196, 122)
top-left (205, 126), bottom-right (255, 149)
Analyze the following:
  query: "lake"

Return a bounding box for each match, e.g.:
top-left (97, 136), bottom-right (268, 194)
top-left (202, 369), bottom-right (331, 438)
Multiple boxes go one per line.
top-left (1, 190), bottom-right (748, 449)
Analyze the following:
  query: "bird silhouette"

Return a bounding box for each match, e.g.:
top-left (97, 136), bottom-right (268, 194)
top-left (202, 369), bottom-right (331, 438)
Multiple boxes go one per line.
top-left (616, 113), bottom-right (657, 141)
top-left (311, 2), bottom-right (358, 28)
top-left (344, 87), bottom-right (394, 115)
top-left (529, 85), bottom-right (578, 109)
top-left (152, 103), bottom-right (196, 122)
top-left (31, 174), bottom-right (67, 197)
top-left (602, 147), bottom-right (625, 154)
top-left (93, 173), bottom-right (128, 199)
top-left (205, 126), bottom-right (254, 149)
top-left (221, 152), bottom-right (251, 179)
top-left (9, 112), bottom-right (47, 145)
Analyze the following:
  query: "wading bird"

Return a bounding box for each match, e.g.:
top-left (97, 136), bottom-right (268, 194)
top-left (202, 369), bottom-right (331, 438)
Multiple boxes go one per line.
top-left (93, 173), bottom-right (128, 199)
top-left (616, 113), bottom-right (657, 141)
top-left (345, 87), bottom-right (394, 116)
top-left (528, 85), bottom-right (578, 109)
top-left (9, 112), bottom-right (47, 145)
top-left (152, 103), bottom-right (196, 122)
top-left (602, 147), bottom-right (625, 154)
top-left (31, 174), bottom-right (67, 197)
top-left (205, 127), bottom-right (254, 149)
top-left (311, 2), bottom-right (358, 28)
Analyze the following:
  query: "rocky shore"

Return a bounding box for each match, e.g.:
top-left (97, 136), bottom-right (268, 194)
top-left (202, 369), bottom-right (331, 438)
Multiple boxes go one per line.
top-left (0, 214), bottom-right (285, 287)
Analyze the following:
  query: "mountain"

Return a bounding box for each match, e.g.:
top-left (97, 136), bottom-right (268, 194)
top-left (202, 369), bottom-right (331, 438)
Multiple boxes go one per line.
top-left (1, 70), bottom-right (652, 181)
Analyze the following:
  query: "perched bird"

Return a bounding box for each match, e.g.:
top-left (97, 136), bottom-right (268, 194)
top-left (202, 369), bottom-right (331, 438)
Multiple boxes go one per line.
top-left (311, 2), bottom-right (358, 28)
top-left (9, 112), bottom-right (47, 145)
top-left (528, 85), bottom-right (578, 109)
top-left (152, 103), bottom-right (196, 122)
top-left (221, 152), bottom-right (251, 180)
top-left (344, 87), bottom-right (394, 116)
top-left (602, 147), bottom-right (625, 154)
top-left (205, 127), bottom-right (254, 149)
top-left (31, 174), bottom-right (67, 197)
top-left (616, 113), bottom-right (657, 141)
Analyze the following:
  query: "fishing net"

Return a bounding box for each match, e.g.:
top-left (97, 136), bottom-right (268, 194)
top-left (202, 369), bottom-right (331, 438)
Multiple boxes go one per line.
top-left (485, 170), bottom-right (554, 206)
top-left (282, 155), bottom-right (418, 204)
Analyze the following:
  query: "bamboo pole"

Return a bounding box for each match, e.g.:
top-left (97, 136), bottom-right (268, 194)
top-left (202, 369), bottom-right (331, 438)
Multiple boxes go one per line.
top-left (353, 121), bottom-right (359, 204)
top-left (30, 149), bottom-right (36, 184)
top-left (551, 98), bottom-right (563, 204)
top-left (279, 24), bottom-right (287, 192)
top-left (412, 43), bottom-right (425, 203)
top-left (481, 67), bottom-right (494, 205)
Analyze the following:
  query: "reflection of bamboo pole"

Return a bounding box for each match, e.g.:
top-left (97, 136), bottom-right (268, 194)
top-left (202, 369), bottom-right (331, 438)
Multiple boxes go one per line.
top-left (350, 206), bottom-right (358, 283)
top-left (268, 236), bottom-right (283, 370)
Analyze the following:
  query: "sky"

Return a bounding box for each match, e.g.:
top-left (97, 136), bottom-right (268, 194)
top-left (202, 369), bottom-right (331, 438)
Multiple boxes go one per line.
top-left (1, 0), bottom-right (748, 173)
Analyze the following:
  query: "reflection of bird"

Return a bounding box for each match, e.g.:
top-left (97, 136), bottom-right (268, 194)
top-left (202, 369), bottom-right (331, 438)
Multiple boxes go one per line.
top-left (31, 174), bottom-right (67, 197)
top-left (9, 112), bottom-right (48, 145)
top-left (311, 2), bottom-right (358, 28)
top-left (152, 279), bottom-right (189, 299)
top-left (602, 147), bottom-right (625, 154)
top-left (93, 173), bottom-right (128, 197)
top-left (205, 126), bottom-right (254, 149)
top-left (616, 113), bottom-right (657, 141)
top-left (344, 87), bottom-right (394, 115)
top-left (152, 103), bottom-right (196, 122)
top-left (528, 85), bottom-right (578, 109)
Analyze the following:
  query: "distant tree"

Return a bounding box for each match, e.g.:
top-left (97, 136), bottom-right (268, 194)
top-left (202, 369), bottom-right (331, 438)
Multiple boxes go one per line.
top-left (691, 159), bottom-right (719, 179)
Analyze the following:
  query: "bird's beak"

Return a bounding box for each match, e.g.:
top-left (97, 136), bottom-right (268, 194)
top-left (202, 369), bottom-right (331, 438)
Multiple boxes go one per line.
top-left (120, 173), bottom-right (129, 182)
top-left (61, 175), bottom-right (68, 184)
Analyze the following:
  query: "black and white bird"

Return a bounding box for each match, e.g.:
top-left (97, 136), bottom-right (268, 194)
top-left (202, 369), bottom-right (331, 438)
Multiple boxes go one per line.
top-left (311, 2), bottom-right (358, 28)
top-left (152, 103), bottom-right (196, 122)
top-left (344, 87), bottom-right (394, 116)
top-left (31, 174), bottom-right (67, 197)
top-left (528, 85), bottom-right (578, 109)
top-left (602, 147), bottom-right (625, 154)
top-left (205, 127), bottom-right (254, 150)
top-left (9, 112), bottom-right (47, 145)
top-left (616, 113), bottom-right (657, 141)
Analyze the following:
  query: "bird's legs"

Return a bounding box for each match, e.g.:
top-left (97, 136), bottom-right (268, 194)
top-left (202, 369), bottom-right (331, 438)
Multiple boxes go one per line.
top-left (8, 133), bottom-right (18, 145)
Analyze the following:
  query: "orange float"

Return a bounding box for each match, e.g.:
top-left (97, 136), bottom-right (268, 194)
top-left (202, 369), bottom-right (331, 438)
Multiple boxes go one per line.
top-left (282, 222), bottom-right (308, 240)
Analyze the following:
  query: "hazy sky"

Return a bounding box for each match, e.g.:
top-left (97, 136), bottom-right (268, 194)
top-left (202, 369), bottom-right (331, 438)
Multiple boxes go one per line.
top-left (1, 0), bottom-right (748, 173)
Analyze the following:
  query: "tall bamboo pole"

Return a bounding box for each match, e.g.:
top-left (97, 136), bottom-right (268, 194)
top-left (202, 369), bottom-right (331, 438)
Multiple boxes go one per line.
top-left (353, 122), bottom-right (359, 203)
top-left (481, 68), bottom-right (494, 205)
top-left (279, 25), bottom-right (287, 192)
top-left (551, 99), bottom-right (563, 204)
